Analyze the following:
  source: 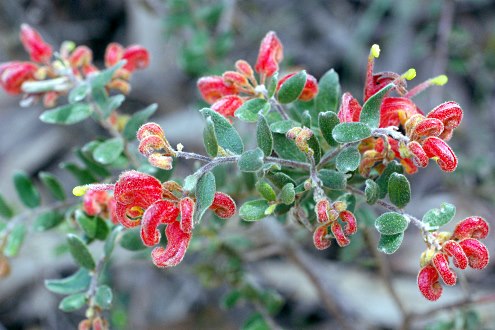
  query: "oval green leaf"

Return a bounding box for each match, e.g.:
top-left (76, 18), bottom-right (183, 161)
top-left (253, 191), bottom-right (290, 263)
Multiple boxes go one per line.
top-left (280, 183), bottom-right (295, 205)
top-left (119, 227), bottom-right (147, 251)
top-left (45, 268), bottom-right (91, 295)
top-left (365, 179), bottom-right (379, 205)
top-left (95, 285), bottom-right (113, 309)
top-left (255, 180), bottom-right (277, 201)
top-left (4, 223), bottom-right (26, 257)
top-left (376, 161), bottom-right (404, 198)
top-left (40, 103), bottom-right (93, 125)
top-left (33, 211), bottom-right (64, 231)
top-left (375, 212), bottom-right (408, 235)
top-left (39, 171), bottom-right (66, 201)
top-left (422, 203), bottom-right (456, 229)
top-left (203, 116), bottom-right (219, 157)
top-left (256, 115), bottom-right (273, 156)
top-left (388, 173), bottom-right (411, 209)
top-left (269, 120), bottom-right (296, 134)
top-left (123, 104), bottom-right (158, 140)
top-left (200, 108), bottom-right (244, 155)
top-left (378, 232), bottom-right (404, 254)
top-left (238, 148), bottom-right (264, 173)
top-left (195, 172), bottom-right (216, 223)
top-left (0, 194), bottom-right (14, 219)
top-left (58, 292), bottom-right (87, 312)
top-left (13, 171), bottom-right (40, 208)
top-left (332, 122), bottom-right (372, 143)
top-left (359, 83), bottom-right (394, 128)
top-left (315, 69), bottom-right (340, 113)
top-left (318, 169), bottom-right (347, 190)
top-left (239, 199), bottom-right (270, 221)
top-left (336, 146), bottom-right (361, 173)
top-left (318, 111), bottom-right (340, 147)
top-left (92, 138), bottom-right (124, 165)
top-left (67, 234), bottom-right (96, 270)
top-left (277, 70), bottom-right (307, 104)
top-left (235, 98), bottom-right (269, 122)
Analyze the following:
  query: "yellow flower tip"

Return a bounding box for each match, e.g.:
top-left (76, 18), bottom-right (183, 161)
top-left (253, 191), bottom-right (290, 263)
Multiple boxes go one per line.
top-left (431, 74), bottom-right (448, 86)
top-left (72, 185), bottom-right (88, 197)
top-left (403, 68), bottom-right (416, 81)
top-left (370, 44), bottom-right (380, 58)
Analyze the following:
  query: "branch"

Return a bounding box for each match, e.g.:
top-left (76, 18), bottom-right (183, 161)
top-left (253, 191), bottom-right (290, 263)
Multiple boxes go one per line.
top-left (317, 142), bottom-right (358, 169)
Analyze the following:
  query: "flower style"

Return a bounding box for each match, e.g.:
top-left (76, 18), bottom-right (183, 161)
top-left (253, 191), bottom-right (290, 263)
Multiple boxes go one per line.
top-left (313, 199), bottom-right (357, 249)
top-left (417, 216), bottom-right (490, 301)
top-left (197, 31), bottom-right (318, 119)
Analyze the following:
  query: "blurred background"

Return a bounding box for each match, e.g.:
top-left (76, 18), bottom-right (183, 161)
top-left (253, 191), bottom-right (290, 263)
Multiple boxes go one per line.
top-left (0, 0), bottom-right (494, 329)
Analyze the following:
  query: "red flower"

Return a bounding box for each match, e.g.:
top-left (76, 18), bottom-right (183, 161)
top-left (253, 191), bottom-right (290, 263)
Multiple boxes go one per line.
top-left (211, 95), bottom-right (244, 118)
top-left (122, 45), bottom-right (150, 72)
top-left (0, 62), bottom-right (38, 95)
top-left (197, 76), bottom-right (238, 104)
top-left (20, 24), bottom-right (53, 63)
top-left (255, 31), bottom-right (283, 79)
top-left (151, 221), bottom-right (192, 268)
top-left (209, 192), bottom-right (236, 219)
top-left (417, 264), bottom-right (442, 301)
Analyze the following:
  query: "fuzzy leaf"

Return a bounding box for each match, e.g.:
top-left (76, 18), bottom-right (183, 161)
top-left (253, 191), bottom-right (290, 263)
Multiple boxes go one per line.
top-left (239, 200), bottom-right (270, 221)
top-left (238, 148), bottom-right (264, 172)
top-left (123, 104), bottom-right (158, 140)
top-left (422, 203), bottom-right (456, 229)
top-left (336, 146), bottom-right (361, 173)
top-left (13, 171), bottom-right (40, 208)
top-left (45, 268), bottom-right (91, 295)
top-left (308, 135), bottom-right (322, 164)
top-left (33, 211), bottom-right (63, 231)
top-left (375, 212), bottom-right (408, 235)
top-left (315, 69), bottom-right (340, 113)
top-left (255, 180), bottom-right (277, 201)
top-left (272, 133), bottom-right (306, 162)
top-left (277, 70), bottom-right (307, 104)
top-left (75, 210), bottom-right (97, 238)
top-left (359, 83), bottom-right (394, 128)
top-left (378, 232), bottom-right (404, 254)
top-left (376, 161), bottom-right (403, 198)
top-left (67, 234), bottom-right (96, 270)
top-left (269, 120), bottom-right (296, 134)
top-left (89, 60), bottom-right (124, 88)
top-left (235, 98), bottom-right (269, 122)
top-left (4, 223), bottom-right (26, 257)
top-left (200, 108), bottom-right (244, 154)
top-left (280, 183), bottom-right (295, 205)
top-left (203, 116), bottom-right (219, 157)
top-left (265, 172), bottom-right (296, 189)
top-left (40, 103), bottom-right (93, 125)
top-left (256, 115), bottom-right (273, 156)
top-left (58, 293), bottom-right (87, 312)
top-left (388, 173), bottom-right (411, 209)
top-left (195, 172), bottom-right (216, 222)
top-left (318, 169), bottom-right (347, 190)
top-left (0, 194), bottom-right (14, 219)
top-left (365, 179), bottom-right (379, 205)
top-left (318, 111), bottom-right (340, 147)
top-left (92, 138), bottom-right (124, 165)
top-left (332, 122), bottom-right (372, 143)
top-left (267, 72), bottom-right (278, 98)
top-left (39, 172), bottom-right (66, 201)
top-left (95, 285), bottom-right (113, 309)
top-left (68, 83), bottom-right (90, 104)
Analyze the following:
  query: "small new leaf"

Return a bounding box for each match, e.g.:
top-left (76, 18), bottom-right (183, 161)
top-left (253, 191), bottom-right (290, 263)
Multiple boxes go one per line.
top-left (375, 212), bottom-right (408, 235)
top-left (95, 285), bottom-right (113, 309)
top-left (280, 183), bottom-right (295, 205)
top-left (58, 293), bottom-right (87, 312)
top-left (365, 179), bottom-right (379, 205)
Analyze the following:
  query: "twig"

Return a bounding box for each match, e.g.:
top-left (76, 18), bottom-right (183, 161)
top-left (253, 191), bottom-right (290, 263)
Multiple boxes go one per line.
top-left (317, 142), bottom-right (357, 169)
top-left (264, 156), bottom-right (310, 169)
top-left (270, 99), bottom-right (290, 120)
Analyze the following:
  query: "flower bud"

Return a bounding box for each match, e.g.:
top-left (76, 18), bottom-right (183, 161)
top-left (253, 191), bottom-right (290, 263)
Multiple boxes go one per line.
top-left (211, 95), bottom-right (244, 118)
top-left (152, 221), bottom-right (192, 267)
top-left (83, 190), bottom-right (110, 216)
top-left (427, 101), bottom-right (463, 130)
top-left (148, 153), bottom-right (174, 170)
top-left (20, 24), bottom-right (53, 63)
top-left (197, 76), bottom-right (238, 104)
top-left (235, 60), bottom-right (254, 78)
top-left (92, 316), bottom-right (109, 330)
top-left (339, 210), bottom-right (357, 236)
top-left (411, 118), bottom-right (444, 139)
top-left (331, 222), bottom-right (350, 247)
top-left (407, 141), bottom-right (428, 168)
top-left (422, 136), bottom-right (457, 172)
top-left (452, 216), bottom-right (489, 240)
top-left (106, 78), bottom-right (130, 94)
top-left (69, 46), bottom-right (93, 67)
top-left (137, 122), bottom-right (165, 142)
top-left (313, 224), bottom-right (331, 250)
top-left (432, 253), bottom-right (456, 286)
top-left (458, 238), bottom-right (489, 270)
top-left (179, 197), bottom-right (195, 233)
top-left (255, 31), bottom-right (283, 78)
top-left (78, 319), bottom-right (91, 330)
top-left (417, 264), bottom-right (443, 301)
top-left (141, 200), bottom-right (180, 246)
top-left (122, 45), bottom-right (150, 72)
top-left (0, 61), bottom-right (38, 95)
top-left (442, 240), bottom-right (468, 270)
top-left (277, 73), bottom-right (318, 101)
top-left (337, 92), bottom-right (362, 123)
top-left (316, 199), bottom-right (330, 223)
top-left (104, 42), bottom-right (124, 68)
top-left (209, 192), bottom-right (236, 219)
top-left (332, 201), bottom-right (347, 213)
top-left (138, 135), bottom-right (166, 157)
top-left (223, 71), bottom-right (249, 87)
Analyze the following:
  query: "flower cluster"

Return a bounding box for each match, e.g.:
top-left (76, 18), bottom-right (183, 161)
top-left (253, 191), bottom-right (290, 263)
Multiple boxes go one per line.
top-left (111, 170), bottom-right (236, 267)
top-left (137, 122), bottom-right (176, 170)
top-left (313, 199), bottom-right (357, 249)
top-left (197, 31), bottom-right (318, 119)
top-left (0, 24), bottom-right (149, 107)
top-left (338, 45), bottom-right (461, 175)
top-left (417, 216), bottom-right (490, 301)
top-left (82, 190), bottom-right (118, 224)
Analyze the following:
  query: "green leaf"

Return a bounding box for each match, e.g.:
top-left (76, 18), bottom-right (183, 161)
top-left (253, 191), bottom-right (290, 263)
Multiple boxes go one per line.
top-left (94, 217), bottom-right (109, 241)
top-left (422, 203), bottom-right (456, 229)
top-left (119, 227), bottom-right (146, 251)
top-left (315, 69), bottom-right (340, 113)
top-left (301, 110), bottom-right (312, 128)
top-left (45, 268), bottom-right (91, 295)
top-left (0, 194), bottom-right (14, 219)
top-left (183, 174), bottom-right (199, 192)
top-left (68, 83), bottom-right (90, 104)
top-left (332, 122), bottom-right (372, 143)
top-left (388, 173), bottom-right (411, 209)
top-left (378, 232), bottom-right (404, 254)
top-left (92, 138), bottom-right (124, 165)
top-left (280, 183), bottom-right (295, 205)
top-left (13, 171), bottom-right (40, 208)
top-left (336, 146), bottom-right (360, 173)
top-left (60, 162), bottom-right (97, 185)
top-left (58, 292), bottom-right (87, 312)
top-left (265, 172), bottom-right (296, 189)
top-left (95, 285), bottom-right (113, 309)
top-left (221, 289), bottom-right (243, 309)
top-left (75, 210), bottom-right (97, 238)
top-left (242, 312), bottom-right (270, 330)
top-left (67, 234), bottom-right (96, 270)
top-left (203, 116), bottom-right (219, 157)
top-left (375, 212), bottom-right (408, 235)
top-left (122, 104), bottom-right (158, 140)
top-left (377, 161), bottom-right (404, 198)
top-left (277, 70), bottom-right (307, 104)
top-left (104, 226), bottom-right (123, 257)
top-left (365, 179), bottom-right (379, 205)
top-left (255, 180), bottom-right (277, 201)
top-left (39, 172), bottom-right (66, 201)
top-left (267, 72), bottom-right (278, 98)
top-left (4, 223), bottom-right (26, 257)
top-left (256, 115), bottom-right (273, 156)
top-left (318, 169), bottom-right (347, 190)
top-left (307, 135), bottom-right (322, 164)
top-left (272, 133), bottom-right (306, 162)
top-left (200, 108), bottom-right (244, 154)
top-left (89, 61), bottom-right (124, 88)
top-left (269, 120), bottom-right (296, 134)
top-left (238, 148), bottom-right (264, 172)
top-left (101, 94), bottom-right (125, 118)
top-left (318, 111), bottom-right (340, 146)
top-left (39, 103), bottom-right (93, 125)
top-left (33, 211), bottom-right (63, 231)
top-left (195, 172), bottom-right (216, 222)
top-left (235, 98), bottom-right (269, 122)
top-left (239, 200), bottom-right (270, 221)
top-left (359, 83), bottom-right (394, 128)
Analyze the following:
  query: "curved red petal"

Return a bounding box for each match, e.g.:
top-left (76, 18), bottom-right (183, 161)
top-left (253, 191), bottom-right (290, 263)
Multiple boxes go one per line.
top-left (442, 240), bottom-right (468, 270)
top-left (432, 253), bottom-right (457, 286)
top-left (422, 137), bottom-right (458, 172)
top-left (339, 210), bottom-right (357, 236)
top-left (151, 221), bottom-right (192, 268)
top-left (141, 200), bottom-right (179, 246)
top-left (313, 224), bottom-right (331, 250)
top-left (452, 216), bottom-right (489, 240)
top-left (427, 101), bottom-right (463, 130)
top-left (179, 197), bottom-right (195, 233)
top-left (331, 222), bottom-right (350, 247)
top-left (379, 97), bottom-right (420, 128)
top-left (458, 239), bottom-right (490, 270)
top-left (412, 118), bottom-right (444, 138)
top-left (417, 264), bottom-right (443, 301)
top-left (122, 45), bottom-right (150, 72)
top-left (212, 95), bottom-right (244, 118)
top-left (408, 141), bottom-right (429, 168)
top-left (337, 92), bottom-right (362, 123)
top-left (197, 76), bottom-right (238, 104)
top-left (209, 192), bottom-right (236, 219)
top-left (114, 171), bottom-right (162, 208)
top-left (104, 42), bottom-right (124, 68)
top-left (20, 24), bottom-right (53, 63)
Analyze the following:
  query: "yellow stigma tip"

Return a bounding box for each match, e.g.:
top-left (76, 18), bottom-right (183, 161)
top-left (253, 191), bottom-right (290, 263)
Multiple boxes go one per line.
top-left (371, 44), bottom-right (380, 58)
top-left (72, 186), bottom-right (88, 197)
top-left (403, 68), bottom-right (416, 81)
top-left (431, 74), bottom-right (448, 86)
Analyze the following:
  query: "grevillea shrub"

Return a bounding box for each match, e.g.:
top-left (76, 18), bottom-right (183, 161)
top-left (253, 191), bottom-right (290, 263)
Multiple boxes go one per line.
top-left (0, 26), bottom-right (490, 328)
